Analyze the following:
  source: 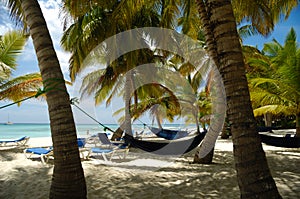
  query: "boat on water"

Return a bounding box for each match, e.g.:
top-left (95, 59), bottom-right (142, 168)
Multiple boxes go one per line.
top-left (4, 114), bottom-right (13, 125)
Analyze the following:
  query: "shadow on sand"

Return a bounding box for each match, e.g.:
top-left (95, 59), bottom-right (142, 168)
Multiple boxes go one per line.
top-left (0, 146), bottom-right (299, 198)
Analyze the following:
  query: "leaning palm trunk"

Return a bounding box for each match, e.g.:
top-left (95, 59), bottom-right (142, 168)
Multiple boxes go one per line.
top-left (20, 1), bottom-right (86, 198)
top-left (192, 0), bottom-right (223, 164)
top-left (124, 71), bottom-right (133, 135)
top-left (296, 111), bottom-right (300, 137)
top-left (111, 122), bottom-right (125, 141)
top-left (195, 0), bottom-right (281, 198)
top-left (155, 111), bottom-right (163, 129)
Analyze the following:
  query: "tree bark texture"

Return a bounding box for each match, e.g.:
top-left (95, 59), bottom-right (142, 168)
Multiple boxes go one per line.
top-left (196, 0), bottom-right (282, 198)
top-left (21, 1), bottom-right (87, 198)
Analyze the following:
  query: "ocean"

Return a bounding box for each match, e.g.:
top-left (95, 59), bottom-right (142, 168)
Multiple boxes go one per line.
top-left (0, 123), bottom-right (193, 139)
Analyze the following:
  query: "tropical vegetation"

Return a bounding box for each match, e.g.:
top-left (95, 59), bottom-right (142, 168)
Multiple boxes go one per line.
top-left (1, 0), bottom-right (299, 198)
top-left (0, 30), bottom-right (42, 104)
top-left (246, 28), bottom-right (300, 136)
top-left (60, 0), bottom-right (299, 197)
top-left (3, 0), bottom-right (87, 198)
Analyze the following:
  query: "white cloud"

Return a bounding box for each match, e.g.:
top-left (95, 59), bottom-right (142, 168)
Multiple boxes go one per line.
top-left (0, 1), bottom-right (76, 124)
top-left (56, 49), bottom-right (71, 77)
top-left (39, 0), bottom-right (71, 78)
top-left (1, 1), bottom-right (71, 78)
top-left (0, 5), bottom-right (14, 34)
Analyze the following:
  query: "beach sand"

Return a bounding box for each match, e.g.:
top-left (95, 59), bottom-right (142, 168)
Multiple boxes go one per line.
top-left (0, 137), bottom-right (299, 199)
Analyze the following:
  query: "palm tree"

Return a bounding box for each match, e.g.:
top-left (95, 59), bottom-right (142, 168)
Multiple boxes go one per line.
top-left (247, 28), bottom-right (300, 136)
top-left (4, 0), bottom-right (87, 198)
top-left (242, 45), bottom-right (274, 127)
top-left (0, 73), bottom-right (43, 102)
top-left (61, 1), bottom-right (296, 197)
top-left (61, 1), bottom-right (175, 136)
top-left (0, 30), bottom-right (43, 104)
top-left (0, 30), bottom-right (28, 82)
top-left (195, 0), bottom-right (288, 197)
top-left (234, 0), bottom-right (299, 39)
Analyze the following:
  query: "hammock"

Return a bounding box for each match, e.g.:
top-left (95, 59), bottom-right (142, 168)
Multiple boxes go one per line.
top-left (148, 126), bottom-right (189, 140)
top-left (124, 131), bottom-right (206, 155)
top-left (257, 126), bottom-right (278, 132)
top-left (260, 133), bottom-right (300, 148)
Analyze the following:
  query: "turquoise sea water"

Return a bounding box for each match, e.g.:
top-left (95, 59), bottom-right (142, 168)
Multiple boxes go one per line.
top-left (0, 123), bottom-right (192, 139)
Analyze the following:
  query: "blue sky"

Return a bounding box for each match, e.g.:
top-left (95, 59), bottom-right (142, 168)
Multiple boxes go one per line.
top-left (0, 1), bottom-right (299, 124)
top-left (242, 5), bottom-right (300, 49)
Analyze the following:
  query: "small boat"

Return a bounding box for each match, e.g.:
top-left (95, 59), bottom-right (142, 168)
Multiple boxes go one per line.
top-left (5, 114), bottom-right (13, 125)
top-left (259, 133), bottom-right (300, 148)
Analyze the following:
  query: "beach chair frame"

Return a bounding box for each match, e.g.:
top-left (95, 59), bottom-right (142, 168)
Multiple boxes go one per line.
top-left (23, 147), bottom-right (53, 164)
top-left (97, 133), bottom-right (129, 159)
top-left (0, 136), bottom-right (30, 147)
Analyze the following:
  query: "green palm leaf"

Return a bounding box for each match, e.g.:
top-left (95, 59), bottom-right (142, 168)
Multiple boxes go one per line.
top-left (0, 73), bottom-right (43, 102)
top-left (254, 105), bottom-right (296, 116)
top-left (0, 30), bottom-right (28, 77)
top-left (247, 28), bottom-right (300, 134)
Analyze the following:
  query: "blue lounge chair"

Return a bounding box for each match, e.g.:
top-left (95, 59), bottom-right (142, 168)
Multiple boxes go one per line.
top-left (0, 136), bottom-right (30, 147)
top-left (98, 133), bottom-right (128, 148)
top-left (91, 133), bottom-right (129, 161)
top-left (24, 147), bottom-right (53, 164)
top-left (90, 148), bottom-right (115, 161)
top-left (77, 138), bottom-right (91, 159)
top-left (24, 138), bottom-right (91, 164)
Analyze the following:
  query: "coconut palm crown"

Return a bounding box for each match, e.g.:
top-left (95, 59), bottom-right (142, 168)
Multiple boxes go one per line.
top-left (247, 28), bottom-right (300, 136)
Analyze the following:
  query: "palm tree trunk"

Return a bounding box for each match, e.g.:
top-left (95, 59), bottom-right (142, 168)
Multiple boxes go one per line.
top-left (193, 147), bottom-right (214, 164)
top-left (192, 0), bottom-right (222, 164)
top-left (155, 111), bottom-right (163, 129)
top-left (21, 1), bottom-right (86, 198)
top-left (264, 112), bottom-right (273, 127)
top-left (196, 0), bottom-right (282, 198)
top-left (111, 122), bottom-right (125, 141)
top-left (124, 71), bottom-right (133, 135)
top-left (296, 110), bottom-right (300, 137)
top-left (220, 118), bottom-right (230, 139)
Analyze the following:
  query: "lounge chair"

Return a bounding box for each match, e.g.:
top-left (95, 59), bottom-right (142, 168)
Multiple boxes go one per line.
top-left (90, 133), bottom-right (129, 161)
top-left (24, 147), bottom-right (53, 164)
top-left (0, 136), bottom-right (30, 147)
top-left (97, 133), bottom-right (127, 147)
top-left (90, 148), bottom-right (115, 161)
top-left (24, 138), bottom-right (91, 164)
top-left (77, 138), bottom-right (91, 159)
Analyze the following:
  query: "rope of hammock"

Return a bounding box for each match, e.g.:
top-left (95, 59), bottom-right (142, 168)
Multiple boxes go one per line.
top-left (70, 98), bottom-right (115, 133)
top-left (0, 77), bottom-right (65, 110)
top-left (0, 79), bottom-right (115, 133)
top-left (137, 118), bottom-right (147, 129)
top-left (0, 88), bottom-right (46, 110)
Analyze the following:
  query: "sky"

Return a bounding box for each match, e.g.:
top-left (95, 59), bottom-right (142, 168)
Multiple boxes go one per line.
top-left (0, 1), bottom-right (299, 124)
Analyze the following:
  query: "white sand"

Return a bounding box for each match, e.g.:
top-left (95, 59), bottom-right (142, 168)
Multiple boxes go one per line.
top-left (0, 137), bottom-right (299, 198)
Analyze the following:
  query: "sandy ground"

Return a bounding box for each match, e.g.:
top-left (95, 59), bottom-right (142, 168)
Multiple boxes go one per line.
top-left (0, 137), bottom-right (299, 199)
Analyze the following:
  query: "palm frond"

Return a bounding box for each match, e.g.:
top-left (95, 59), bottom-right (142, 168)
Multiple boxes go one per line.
top-left (238, 24), bottom-right (259, 40)
top-left (4, 0), bottom-right (27, 29)
top-left (253, 105), bottom-right (296, 117)
top-left (0, 73), bottom-right (43, 102)
top-left (0, 30), bottom-right (28, 74)
top-left (269, 0), bottom-right (299, 22)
